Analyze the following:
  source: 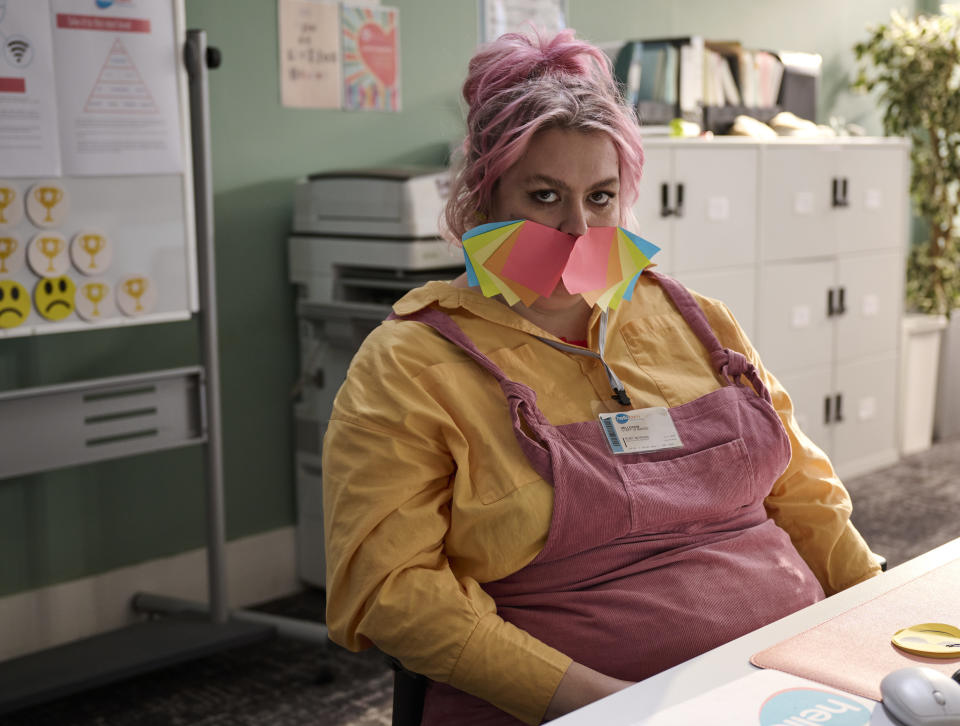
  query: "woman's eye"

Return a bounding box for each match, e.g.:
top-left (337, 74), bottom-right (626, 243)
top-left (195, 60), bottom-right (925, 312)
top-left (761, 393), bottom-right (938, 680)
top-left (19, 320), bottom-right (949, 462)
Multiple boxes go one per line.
top-left (590, 191), bottom-right (613, 205)
top-left (531, 190), bottom-right (558, 204)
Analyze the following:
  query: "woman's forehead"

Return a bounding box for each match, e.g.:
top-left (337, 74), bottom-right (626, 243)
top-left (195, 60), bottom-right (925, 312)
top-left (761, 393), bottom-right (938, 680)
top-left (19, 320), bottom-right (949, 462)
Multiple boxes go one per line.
top-left (507, 128), bottom-right (620, 186)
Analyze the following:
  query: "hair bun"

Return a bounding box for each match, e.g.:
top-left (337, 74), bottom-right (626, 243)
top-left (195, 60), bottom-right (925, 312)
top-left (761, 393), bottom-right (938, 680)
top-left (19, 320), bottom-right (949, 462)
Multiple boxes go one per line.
top-left (463, 28), bottom-right (615, 109)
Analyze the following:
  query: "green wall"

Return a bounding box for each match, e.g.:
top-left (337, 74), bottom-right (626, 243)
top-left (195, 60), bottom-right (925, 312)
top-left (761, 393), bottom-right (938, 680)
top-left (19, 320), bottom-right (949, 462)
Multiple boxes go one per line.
top-left (0, 0), bottom-right (918, 597)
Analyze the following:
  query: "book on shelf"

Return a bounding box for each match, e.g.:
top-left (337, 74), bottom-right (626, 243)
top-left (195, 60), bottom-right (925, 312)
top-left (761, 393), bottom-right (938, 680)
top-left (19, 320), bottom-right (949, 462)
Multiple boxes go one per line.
top-left (737, 49), bottom-right (784, 108)
top-left (613, 36), bottom-right (789, 129)
top-left (678, 36), bottom-right (703, 115)
top-left (704, 48), bottom-right (741, 106)
top-left (705, 40), bottom-right (743, 106)
top-left (614, 40), bottom-right (679, 108)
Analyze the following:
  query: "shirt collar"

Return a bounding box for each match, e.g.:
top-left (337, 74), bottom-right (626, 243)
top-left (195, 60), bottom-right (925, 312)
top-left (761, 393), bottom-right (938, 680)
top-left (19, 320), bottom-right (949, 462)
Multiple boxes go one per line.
top-left (391, 280), bottom-right (606, 343)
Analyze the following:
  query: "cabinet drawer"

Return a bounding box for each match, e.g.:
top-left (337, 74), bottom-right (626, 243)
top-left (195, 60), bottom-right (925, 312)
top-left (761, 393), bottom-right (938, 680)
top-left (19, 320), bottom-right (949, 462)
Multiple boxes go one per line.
top-left (755, 259), bottom-right (834, 374)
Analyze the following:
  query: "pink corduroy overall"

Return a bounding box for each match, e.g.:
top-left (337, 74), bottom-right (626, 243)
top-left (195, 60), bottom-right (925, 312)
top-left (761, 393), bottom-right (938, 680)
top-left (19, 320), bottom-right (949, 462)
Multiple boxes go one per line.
top-left (395, 272), bottom-right (825, 726)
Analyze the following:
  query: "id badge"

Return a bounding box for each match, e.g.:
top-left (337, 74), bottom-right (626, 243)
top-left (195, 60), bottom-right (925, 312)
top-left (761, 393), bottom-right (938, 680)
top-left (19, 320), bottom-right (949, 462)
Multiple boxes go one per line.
top-left (599, 407), bottom-right (684, 454)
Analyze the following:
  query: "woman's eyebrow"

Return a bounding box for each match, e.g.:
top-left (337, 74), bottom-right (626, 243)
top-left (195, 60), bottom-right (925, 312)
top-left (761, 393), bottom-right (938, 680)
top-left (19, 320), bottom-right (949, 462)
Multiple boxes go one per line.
top-left (591, 176), bottom-right (620, 189)
top-left (526, 174), bottom-right (570, 190)
top-left (525, 174), bottom-right (620, 190)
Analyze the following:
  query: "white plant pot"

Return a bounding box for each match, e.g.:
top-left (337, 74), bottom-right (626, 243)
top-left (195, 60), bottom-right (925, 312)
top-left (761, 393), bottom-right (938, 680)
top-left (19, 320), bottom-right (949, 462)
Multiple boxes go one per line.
top-left (899, 313), bottom-right (948, 455)
top-left (934, 313), bottom-right (960, 441)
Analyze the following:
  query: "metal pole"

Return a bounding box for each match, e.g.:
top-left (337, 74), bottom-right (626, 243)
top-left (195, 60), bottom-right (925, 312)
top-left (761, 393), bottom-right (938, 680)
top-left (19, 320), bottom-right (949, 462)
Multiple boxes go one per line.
top-left (184, 29), bottom-right (228, 625)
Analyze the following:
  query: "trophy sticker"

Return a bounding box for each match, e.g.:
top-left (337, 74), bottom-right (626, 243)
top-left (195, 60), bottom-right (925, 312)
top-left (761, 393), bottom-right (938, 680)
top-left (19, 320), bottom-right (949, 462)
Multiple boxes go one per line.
top-left (75, 279), bottom-right (115, 321)
top-left (0, 234), bottom-right (25, 276)
top-left (26, 181), bottom-right (69, 229)
top-left (33, 275), bottom-right (76, 322)
top-left (116, 274), bottom-right (156, 316)
top-left (0, 279), bottom-right (30, 329)
top-left (0, 182), bottom-right (24, 229)
top-left (27, 232), bottom-right (69, 277)
top-left (70, 230), bottom-right (112, 276)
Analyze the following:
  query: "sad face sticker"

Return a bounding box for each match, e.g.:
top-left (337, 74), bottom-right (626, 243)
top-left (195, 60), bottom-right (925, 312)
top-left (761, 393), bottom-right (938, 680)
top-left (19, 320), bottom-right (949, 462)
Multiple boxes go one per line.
top-left (34, 275), bottom-right (76, 321)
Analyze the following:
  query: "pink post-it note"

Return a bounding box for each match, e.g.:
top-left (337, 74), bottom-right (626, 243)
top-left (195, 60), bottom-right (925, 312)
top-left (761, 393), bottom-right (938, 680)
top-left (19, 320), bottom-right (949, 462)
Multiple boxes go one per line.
top-left (562, 227), bottom-right (614, 294)
top-left (500, 221), bottom-right (574, 297)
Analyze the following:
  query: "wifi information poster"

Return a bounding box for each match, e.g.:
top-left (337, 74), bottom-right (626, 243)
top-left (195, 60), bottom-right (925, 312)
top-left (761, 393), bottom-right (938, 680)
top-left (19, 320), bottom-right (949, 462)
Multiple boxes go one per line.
top-left (0, 0), bottom-right (62, 177)
top-left (50, 0), bottom-right (184, 176)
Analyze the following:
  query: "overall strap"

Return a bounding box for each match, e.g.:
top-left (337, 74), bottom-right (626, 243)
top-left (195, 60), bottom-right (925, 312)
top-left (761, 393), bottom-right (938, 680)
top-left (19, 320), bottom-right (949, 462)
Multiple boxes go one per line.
top-left (388, 307), bottom-right (510, 384)
top-left (646, 271), bottom-right (772, 403)
top-left (386, 307), bottom-right (553, 480)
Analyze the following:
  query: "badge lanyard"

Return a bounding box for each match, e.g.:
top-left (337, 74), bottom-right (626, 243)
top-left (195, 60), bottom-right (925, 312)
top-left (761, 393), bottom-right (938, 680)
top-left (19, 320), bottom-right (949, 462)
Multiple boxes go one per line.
top-left (535, 310), bottom-right (632, 407)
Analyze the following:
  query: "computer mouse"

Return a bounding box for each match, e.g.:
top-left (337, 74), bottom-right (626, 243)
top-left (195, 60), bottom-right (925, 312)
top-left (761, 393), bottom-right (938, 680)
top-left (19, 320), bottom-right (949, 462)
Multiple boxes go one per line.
top-left (880, 666), bottom-right (960, 725)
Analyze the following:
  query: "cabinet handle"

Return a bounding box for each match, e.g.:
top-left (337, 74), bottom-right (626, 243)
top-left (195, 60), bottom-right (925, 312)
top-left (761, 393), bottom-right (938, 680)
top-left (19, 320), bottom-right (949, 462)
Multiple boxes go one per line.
top-left (832, 177), bottom-right (850, 208)
top-left (660, 183), bottom-right (673, 217)
top-left (824, 395), bottom-right (832, 424)
top-left (675, 183), bottom-right (685, 218)
top-left (834, 393), bottom-right (844, 422)
top-left (827, 287), bottom-right (847, 316)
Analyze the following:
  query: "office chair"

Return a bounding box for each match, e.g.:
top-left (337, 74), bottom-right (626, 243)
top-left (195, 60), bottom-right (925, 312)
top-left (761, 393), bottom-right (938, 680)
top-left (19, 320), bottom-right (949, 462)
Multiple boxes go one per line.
top-left (386, 655), bottom-right (426, 726)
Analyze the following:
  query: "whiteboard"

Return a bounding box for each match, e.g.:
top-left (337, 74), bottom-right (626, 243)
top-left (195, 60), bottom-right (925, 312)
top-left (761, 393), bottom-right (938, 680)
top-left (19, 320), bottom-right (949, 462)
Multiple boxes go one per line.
top-left (0, 0), bottom-right (197, 338)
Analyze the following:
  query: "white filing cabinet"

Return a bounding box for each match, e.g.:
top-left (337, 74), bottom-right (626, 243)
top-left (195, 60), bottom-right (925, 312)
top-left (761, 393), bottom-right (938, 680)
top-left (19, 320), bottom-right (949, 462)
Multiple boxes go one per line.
top-left (635, 137), bottom-right (909, 479)
top-left (635, 142), bottom-right (759, 338)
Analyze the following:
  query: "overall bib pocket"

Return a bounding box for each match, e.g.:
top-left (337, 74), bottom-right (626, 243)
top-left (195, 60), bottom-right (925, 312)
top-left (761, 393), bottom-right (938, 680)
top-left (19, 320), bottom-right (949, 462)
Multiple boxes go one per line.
top-left (617, 437), bottom-right (756, 533)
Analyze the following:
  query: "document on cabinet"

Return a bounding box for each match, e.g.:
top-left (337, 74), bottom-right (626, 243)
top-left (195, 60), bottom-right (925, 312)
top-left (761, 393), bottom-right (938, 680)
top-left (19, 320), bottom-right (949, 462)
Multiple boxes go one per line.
top-left (0, 0), bottom-right (62, 177)
top-left (50, 0), bottom-right (184, 176)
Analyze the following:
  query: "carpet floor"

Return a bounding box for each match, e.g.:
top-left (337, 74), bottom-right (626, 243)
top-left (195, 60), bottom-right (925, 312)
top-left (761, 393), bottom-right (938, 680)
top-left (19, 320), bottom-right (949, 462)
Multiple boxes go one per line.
top-left (2, 435), bottom-right (958, 726)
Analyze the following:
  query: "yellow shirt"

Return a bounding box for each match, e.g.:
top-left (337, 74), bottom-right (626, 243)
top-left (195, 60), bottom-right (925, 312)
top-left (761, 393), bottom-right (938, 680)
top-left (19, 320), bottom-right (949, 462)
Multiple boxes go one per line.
top-left (322, 275), bottom-right (880, 725)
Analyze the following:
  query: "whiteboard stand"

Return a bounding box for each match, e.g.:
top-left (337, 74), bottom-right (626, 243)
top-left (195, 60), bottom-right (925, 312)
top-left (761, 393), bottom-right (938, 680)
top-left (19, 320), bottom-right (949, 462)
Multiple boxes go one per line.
top-left (132, 28), bottom-right (332, 646)
top-left (0, 29), bottom-right (329, 716)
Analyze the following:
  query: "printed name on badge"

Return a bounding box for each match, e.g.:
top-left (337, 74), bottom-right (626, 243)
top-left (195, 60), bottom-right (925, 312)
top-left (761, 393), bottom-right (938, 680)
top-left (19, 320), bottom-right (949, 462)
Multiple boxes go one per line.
top-left (599, 407), bottom-right (684, 454)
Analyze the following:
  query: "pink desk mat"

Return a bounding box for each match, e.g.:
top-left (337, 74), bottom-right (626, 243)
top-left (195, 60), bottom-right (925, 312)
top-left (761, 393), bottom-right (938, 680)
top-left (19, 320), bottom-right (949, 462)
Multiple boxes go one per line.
top-left (750, 558), bottom-right (960, 700)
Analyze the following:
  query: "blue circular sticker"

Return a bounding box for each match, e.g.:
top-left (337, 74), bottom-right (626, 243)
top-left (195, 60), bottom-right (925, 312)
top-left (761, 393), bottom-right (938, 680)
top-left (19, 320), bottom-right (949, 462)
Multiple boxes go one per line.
top-left (759, 688), bottom-right (870, 726)
top-left (615, 413), bottom-right (630, 424)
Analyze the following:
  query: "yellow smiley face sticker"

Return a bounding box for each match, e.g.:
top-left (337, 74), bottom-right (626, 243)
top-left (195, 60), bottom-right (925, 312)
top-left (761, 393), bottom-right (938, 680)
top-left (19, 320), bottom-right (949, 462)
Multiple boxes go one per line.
top-left (34, 275), bottom-right (76, 321)
top-left (0, 279), bottom-right (30, 329)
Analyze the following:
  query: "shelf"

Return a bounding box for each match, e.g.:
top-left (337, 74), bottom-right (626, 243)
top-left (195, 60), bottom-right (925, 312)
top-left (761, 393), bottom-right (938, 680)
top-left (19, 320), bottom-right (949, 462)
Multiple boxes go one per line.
top-left (0, 367), bottom-right (206, 480)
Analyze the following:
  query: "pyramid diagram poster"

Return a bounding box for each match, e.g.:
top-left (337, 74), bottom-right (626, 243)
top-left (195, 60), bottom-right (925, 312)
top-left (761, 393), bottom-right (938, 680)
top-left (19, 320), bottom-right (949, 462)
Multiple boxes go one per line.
top-left (84, 38), bottom-right (160, 114)
top-left (50, 0), bottom-right (183, 176)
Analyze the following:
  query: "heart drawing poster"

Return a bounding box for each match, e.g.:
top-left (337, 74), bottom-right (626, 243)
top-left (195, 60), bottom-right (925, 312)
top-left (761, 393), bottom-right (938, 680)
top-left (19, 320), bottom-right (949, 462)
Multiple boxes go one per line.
top-left (341, 5), bottom-right (400, 112)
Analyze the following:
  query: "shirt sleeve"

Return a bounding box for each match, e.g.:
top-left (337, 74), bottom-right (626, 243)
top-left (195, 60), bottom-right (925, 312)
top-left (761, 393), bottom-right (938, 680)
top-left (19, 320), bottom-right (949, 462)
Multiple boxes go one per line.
top-left (322, 322), bottom-right (571, 725)
top-left (704, 301), bottom-right (882, 595)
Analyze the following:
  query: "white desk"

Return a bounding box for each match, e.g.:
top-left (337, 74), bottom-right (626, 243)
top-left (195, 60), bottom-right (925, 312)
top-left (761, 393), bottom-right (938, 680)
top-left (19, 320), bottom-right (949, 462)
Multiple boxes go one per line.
top-left (552, 537), bottom-right (960, 725)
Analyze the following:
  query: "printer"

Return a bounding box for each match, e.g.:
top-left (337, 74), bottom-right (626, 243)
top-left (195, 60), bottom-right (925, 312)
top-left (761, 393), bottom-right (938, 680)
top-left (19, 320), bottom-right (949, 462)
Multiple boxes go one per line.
top-left (289, 166), bottom-right (462, 302)
top-left (288, 166), bottom-right (464, 588)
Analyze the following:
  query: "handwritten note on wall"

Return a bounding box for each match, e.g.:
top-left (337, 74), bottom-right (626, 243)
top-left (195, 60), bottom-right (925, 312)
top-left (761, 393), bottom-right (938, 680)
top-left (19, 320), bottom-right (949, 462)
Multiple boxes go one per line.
top-left (278, 0), bottom-right (342, 109)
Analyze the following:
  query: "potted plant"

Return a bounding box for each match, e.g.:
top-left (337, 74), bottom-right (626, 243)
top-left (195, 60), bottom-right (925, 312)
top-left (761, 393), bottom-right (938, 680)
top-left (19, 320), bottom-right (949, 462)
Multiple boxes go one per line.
top-left (853, 6), bottom-right (960, 450)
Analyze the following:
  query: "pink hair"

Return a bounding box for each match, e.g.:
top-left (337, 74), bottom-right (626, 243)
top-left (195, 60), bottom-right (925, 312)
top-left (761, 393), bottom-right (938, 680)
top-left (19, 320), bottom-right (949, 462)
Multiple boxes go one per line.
top-left (444, 29), bottom-right (645, 241)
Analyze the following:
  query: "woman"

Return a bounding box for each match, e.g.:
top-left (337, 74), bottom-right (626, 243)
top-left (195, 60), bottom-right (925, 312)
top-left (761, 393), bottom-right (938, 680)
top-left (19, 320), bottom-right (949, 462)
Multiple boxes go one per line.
top-left (322, 29), bottom-right (880, 725)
